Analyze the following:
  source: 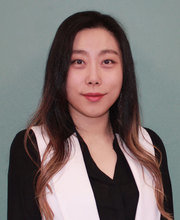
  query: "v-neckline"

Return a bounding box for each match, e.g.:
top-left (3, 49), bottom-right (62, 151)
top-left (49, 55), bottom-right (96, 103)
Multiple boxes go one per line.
top-left (76, 131), bottom-right (118, 182)
top-left (75, 131), bottom-right (139, 220)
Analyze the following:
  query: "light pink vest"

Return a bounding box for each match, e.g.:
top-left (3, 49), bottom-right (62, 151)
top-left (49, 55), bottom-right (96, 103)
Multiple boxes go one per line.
top-left (32, 126), bottom-right (160, 220)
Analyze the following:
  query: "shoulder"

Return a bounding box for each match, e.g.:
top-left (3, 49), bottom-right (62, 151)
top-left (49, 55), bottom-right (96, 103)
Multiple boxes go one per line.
top-left (143, 127), bottom-right (167, 163)
top-left (10, 129), bottom-right (38, 159)
top-left (144, 128), bottom-right (165, 151)
top-left (10, 130), bottom-right (28, 164)
top-left (9, 129), bottom-right (40, 177)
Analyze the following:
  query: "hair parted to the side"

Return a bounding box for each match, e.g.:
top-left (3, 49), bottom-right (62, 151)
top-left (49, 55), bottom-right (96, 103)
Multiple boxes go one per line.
top-left (25, 11), bottom-right (173, 220)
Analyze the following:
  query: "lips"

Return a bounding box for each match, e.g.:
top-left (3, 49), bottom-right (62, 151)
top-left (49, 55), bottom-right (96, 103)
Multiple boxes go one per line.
top-left (82, 93), bottom-right (105, 102)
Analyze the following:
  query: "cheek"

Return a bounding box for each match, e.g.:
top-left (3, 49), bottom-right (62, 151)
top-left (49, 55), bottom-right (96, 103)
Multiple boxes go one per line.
top-left (108, 73), bottom-right (123, 92)
top-left (66, 72), bottom-right (83, 99)
top-left (108, 76), bottom-right (123, 102)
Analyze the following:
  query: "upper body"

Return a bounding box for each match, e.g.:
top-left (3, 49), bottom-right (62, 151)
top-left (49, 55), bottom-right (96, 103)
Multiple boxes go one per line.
top-left (8, 126), bottom-right (173, 220)
top-left (8, 11), bottom-right (174, 220)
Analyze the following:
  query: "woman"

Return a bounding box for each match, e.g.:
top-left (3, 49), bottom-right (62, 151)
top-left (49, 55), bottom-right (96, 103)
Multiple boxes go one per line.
top-left (8, 11), bottom-right (173, 220)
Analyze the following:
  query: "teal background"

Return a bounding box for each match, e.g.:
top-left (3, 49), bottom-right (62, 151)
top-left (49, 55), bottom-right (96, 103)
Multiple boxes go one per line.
top-left (0, 0), bottom-right (179, 219)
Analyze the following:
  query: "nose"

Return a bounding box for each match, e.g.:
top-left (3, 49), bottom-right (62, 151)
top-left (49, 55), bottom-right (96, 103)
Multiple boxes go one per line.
top-left (85, 64), bottom-right (101, 86)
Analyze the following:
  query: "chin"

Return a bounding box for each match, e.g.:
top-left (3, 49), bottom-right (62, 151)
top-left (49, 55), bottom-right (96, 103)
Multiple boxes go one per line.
top-left (81, 110), bottom-right (109, 119)
top-left (69, 104), bottom-right (111, 119)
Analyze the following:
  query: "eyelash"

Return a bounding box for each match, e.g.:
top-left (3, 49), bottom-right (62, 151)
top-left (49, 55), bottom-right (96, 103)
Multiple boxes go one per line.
top-left (103, 59), bottom-right (115, 64)
top-left (70, 59), bottom-right (116, 65)
top-left (71, 59), bottom-right (84, 65)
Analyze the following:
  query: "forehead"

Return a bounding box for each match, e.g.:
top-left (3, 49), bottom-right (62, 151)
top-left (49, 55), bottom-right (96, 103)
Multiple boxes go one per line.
top-left (72, 27), bottom-right (120, 52)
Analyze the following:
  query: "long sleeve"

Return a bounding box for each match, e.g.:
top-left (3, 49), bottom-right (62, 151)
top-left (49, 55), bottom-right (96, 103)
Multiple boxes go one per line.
top-left (8, 130), bottom-right (41, 220)
top-left (145, 128), bottom-right (174, 220)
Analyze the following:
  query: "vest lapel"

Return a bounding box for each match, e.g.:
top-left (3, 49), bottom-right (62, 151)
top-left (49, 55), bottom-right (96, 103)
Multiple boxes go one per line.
top-left (32, 126), bottom-right (160, 220)
top-left (32, 126), bottom-right (100, 220)
top-left (116, 128), bottom-right (160, 220)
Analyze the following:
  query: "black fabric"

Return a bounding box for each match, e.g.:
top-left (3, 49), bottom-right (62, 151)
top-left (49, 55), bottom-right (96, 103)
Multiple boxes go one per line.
top-left (8, 130), bottom-right (41, 220)
top-left (8, 128), bottom-right (174, 220)
top-left (76, 132), bottom-right (139, 220)
top-left (145, 128), bottom-right (174, 220)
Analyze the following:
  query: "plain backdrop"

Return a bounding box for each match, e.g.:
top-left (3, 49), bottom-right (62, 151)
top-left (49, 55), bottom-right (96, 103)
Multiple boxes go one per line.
top-left (0, 0), bottom-right (179, 219)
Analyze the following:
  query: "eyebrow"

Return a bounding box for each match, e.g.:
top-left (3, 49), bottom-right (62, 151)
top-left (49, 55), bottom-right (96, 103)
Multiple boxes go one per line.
top-left (72, 50), bottom-right (87, 55)
top-left (72, 49), bottom-right (120, 57)
top-left (99, 49), bottom-right (120, 56)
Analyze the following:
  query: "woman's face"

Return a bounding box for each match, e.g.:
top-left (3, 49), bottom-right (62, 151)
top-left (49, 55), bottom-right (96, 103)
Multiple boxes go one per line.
top-left (66, 27), bottom-right (123, 120)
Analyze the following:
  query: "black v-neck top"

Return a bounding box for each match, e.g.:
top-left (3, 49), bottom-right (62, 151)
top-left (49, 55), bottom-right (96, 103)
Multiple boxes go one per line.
top-left (8, 128), bottom-right (174, 220)
top-left (76, 132), bottom-right (139, 220)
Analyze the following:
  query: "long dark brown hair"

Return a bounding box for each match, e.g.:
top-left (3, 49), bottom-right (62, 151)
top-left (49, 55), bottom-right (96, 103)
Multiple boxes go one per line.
top-left (25, 11), bottom-right (173, 220)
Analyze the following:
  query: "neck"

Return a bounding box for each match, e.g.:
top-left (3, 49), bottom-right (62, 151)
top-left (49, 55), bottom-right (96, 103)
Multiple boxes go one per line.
top-left (70, 111), bottom-right (113, 140)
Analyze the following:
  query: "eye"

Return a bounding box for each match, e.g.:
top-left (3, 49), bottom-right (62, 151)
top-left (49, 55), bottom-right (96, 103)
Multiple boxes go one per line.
top-left (103, 59), bottom-right (115, 65)
top-left (71, 59), bottom-right (84, 65)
